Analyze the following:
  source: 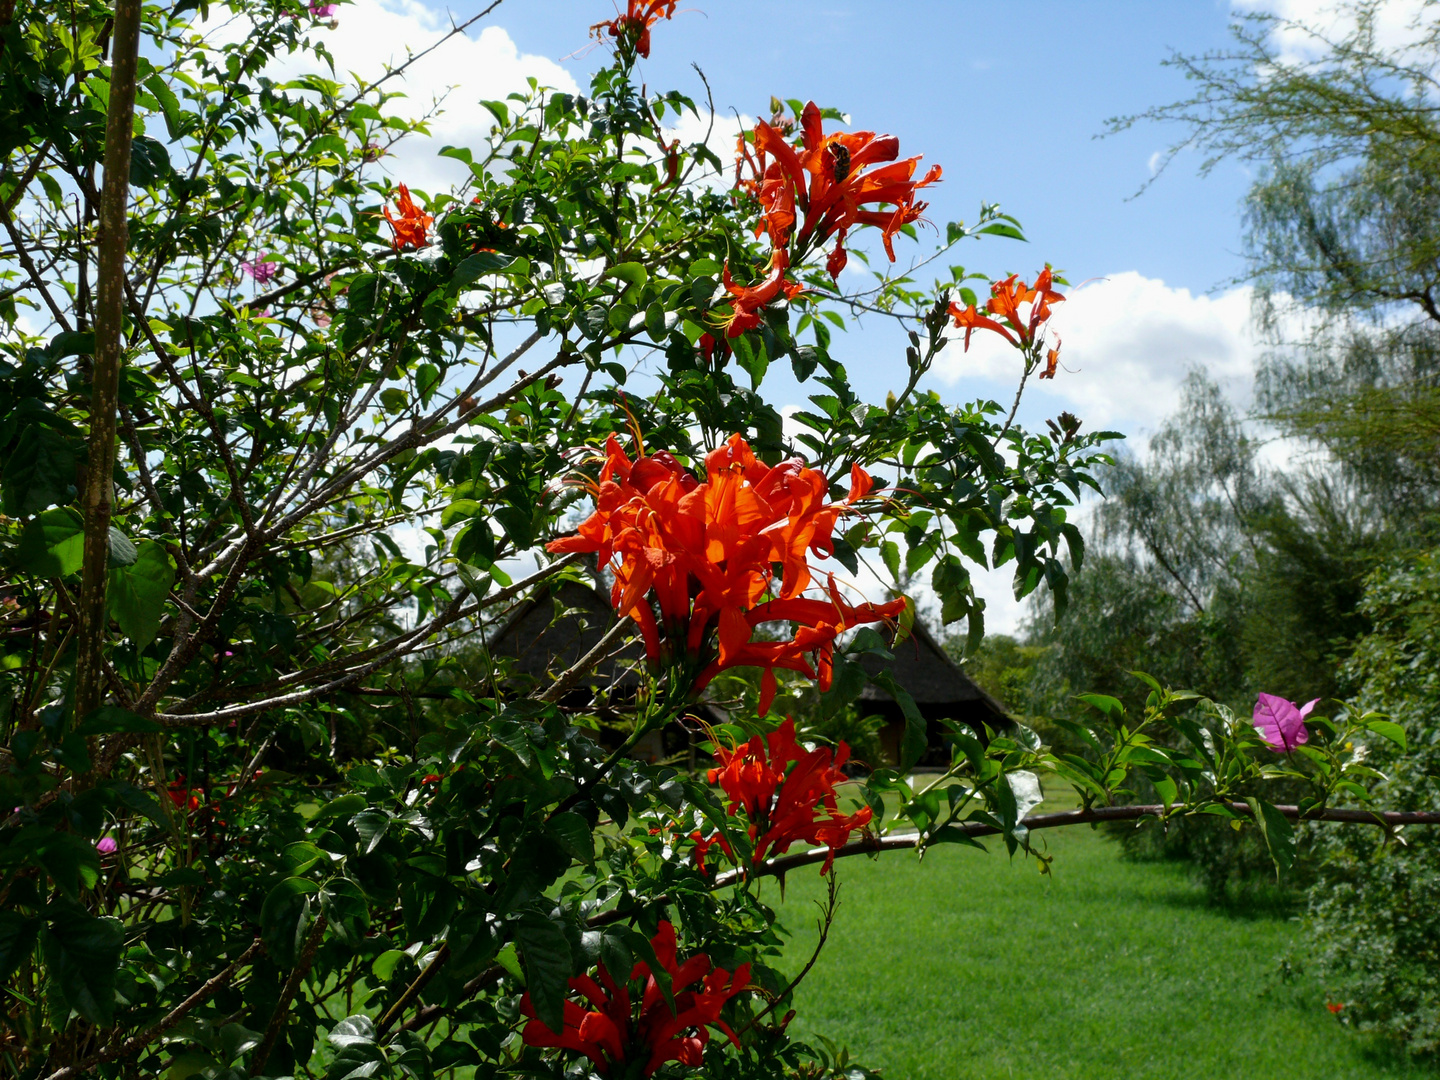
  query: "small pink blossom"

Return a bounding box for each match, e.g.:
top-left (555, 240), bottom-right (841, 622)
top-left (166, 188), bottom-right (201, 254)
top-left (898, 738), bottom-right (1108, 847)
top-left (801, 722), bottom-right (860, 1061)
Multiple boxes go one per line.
top-left (309, 2), bottom-right (338, 15)
top-left (240, 258), bottom-right (279, 284)
top-left (95, 836), bottom-right (118, 855)
top-left (1253, 692), bottom-right (1318, 753)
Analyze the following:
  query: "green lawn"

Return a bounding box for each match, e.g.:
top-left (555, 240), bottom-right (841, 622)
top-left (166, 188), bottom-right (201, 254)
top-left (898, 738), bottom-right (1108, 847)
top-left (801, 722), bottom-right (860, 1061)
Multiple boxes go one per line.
top-left (774, 798), bottom-right (1435, 1080)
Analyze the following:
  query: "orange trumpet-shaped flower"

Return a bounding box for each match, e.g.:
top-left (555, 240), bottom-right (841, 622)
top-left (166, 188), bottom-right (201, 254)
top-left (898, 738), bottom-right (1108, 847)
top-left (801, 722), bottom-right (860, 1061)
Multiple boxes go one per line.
top-left (736, 100), bottom-right (941, 276)
top-left (720, 247), bottom-right (804, 338)
top-left (546, 432), bottom-right (906, 714)
top-left (702, 717), bottom-right (873, 873)
top-left (948, 268), bottom-right (1065, 376)
top-left (521, 920), bottom-right (749, 1076)
top-left (592, 0), bottom-right (677, 59)
top-left (382, 183), bottom-right (432, 251)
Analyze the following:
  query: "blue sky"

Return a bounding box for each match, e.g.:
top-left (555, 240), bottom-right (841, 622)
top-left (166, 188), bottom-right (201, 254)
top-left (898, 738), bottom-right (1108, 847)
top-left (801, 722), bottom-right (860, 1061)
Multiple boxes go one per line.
top-left (306, 0), bottom-right (1285, 629)
top-left (493, 0), bottom-right (1255, 298)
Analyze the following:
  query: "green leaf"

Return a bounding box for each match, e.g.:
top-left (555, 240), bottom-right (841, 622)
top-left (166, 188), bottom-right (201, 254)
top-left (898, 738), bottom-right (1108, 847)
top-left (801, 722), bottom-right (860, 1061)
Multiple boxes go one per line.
top-left (515, 910), bottom-right (572, 1035)
top-left (40, 911), bottom-right (123, 1025)
top-left (1244, 797), bottom-right (1295, 877)
top-left (309, 793), bottom-right (369, 826)
top-left (1076, 693), bottom-right (1125, 723)
top-left (109, 542), bottom-right (176, 647)
top-left (452, 251), bottom-right (515, 287)
top-left (351, 810), bottom-right (390, 854)
top-left (0, 912), bottom-right (40, 982)
top-left (128, 135), bottom-right (171, 187)
top-left (12, 507), bottom-right (84, 576)
top-left (975, 222), bottom-right (1026, 241)
top-left (320, 879), bottom-right (371, 947)
top-left (441, 499), bottom-right (481, 528)
top-left (1364, 719), bottom-right (1407, 752)
top-left (260, 877), bottom-right (320, 967)
top-left (106, 527), bottom-right (137, 568)
top-left (871, 671), bottom-right (926, 771)
top-left (39, 834), bottom-right (102, 901)
top-left (605, 262), bottom-right (648, 302)
top-left (545, 812), bottom-right (594, 864)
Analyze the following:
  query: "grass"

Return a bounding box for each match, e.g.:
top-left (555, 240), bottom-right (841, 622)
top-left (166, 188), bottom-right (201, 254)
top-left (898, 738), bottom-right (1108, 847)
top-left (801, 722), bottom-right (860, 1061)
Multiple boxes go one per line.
top-left (772, 790), bottom-right (1436, 1080)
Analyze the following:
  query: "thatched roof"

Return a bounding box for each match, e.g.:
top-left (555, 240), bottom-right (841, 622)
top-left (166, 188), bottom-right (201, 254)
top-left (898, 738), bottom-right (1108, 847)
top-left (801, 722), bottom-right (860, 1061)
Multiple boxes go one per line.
top-left (486, 578), bottom-right (643, 693)
top-left (858, 619), bottom-right (1008, 716)
top-left (486, 580), bottom-right (1010, 765)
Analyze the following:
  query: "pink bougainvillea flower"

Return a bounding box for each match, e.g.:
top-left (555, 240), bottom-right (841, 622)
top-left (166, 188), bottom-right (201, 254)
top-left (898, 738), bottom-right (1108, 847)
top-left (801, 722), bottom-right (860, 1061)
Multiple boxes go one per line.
top-left (95, 836), bottom-right (118, 855)
top-left (1252, 692), bottom-right (1318, 752)
top-left (309, 1), bottom-right (338, 14)
top-left (240, 258), bottom-right (278, 284)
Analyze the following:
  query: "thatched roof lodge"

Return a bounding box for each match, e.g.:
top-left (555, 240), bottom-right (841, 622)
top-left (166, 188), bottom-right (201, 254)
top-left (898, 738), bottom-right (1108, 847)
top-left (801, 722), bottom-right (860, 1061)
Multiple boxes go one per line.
top-left (486, 580), bottom-right (1010, 768)
top-left (857, 620), bottom-right (1011, 768)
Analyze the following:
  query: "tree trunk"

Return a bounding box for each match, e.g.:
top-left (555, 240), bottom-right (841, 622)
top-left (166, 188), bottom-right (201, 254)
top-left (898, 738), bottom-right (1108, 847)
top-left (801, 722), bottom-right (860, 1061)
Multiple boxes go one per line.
top-left (73, 0), bottom-right (142, 727)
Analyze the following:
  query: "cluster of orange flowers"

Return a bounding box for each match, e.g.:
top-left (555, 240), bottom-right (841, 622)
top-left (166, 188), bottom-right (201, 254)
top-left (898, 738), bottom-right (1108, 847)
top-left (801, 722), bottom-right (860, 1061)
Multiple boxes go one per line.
top-left (712, 102), bottom-right (941, 338)
top-left (693, 717), bottom-right (873, 874)
top-left (591, 0), bottom-right (677, 59)
top-left (736, 100), bottom-right (942, 279)
top-left (547, 433), bottom-right (907, 714)
top-left (522, 920), bottom-right (749, 1076)
top-left (948, 268), bottom-right (1066, 378)
top-left (382, 183), bottom-right (432, 251)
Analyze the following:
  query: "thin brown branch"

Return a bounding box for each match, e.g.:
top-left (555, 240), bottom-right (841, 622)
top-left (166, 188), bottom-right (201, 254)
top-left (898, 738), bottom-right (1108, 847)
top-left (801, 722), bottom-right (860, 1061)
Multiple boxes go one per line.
top-left (40, 938), bottom-right (262, 1080)
top-left (249, 915), bottom-right (328, 1077)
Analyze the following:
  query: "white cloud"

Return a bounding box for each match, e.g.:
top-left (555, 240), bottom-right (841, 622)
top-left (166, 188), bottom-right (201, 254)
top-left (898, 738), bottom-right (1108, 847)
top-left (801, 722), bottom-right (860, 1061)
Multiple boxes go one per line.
top-left (1233, 0), bottom-right (1435, 66)
top-left (273, 0), bottom-right (580, 195)
top-left (934, 271), bottom-right (1261, 440)
top-left (663, 109), bottom-right (750, 193)
top-left (928, 272), bottom-right (1270, 636)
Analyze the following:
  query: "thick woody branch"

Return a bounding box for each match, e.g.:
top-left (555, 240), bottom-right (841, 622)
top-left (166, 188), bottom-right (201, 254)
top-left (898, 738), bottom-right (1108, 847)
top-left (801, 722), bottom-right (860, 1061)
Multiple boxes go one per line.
top-left (74, 0), bottom-right (143, 725)
top-left (716, 801), bottom-right (1440, 885)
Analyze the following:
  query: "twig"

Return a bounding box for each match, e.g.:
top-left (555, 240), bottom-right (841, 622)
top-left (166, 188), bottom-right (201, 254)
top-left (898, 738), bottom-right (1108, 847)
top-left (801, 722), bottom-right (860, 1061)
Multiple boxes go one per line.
top-left (249, 915), bottom-right (328, 1077)
top-left (538, 617), bottom-right (633, 704)
top-left (41, 939), bottom-right (262, 1080)
top-left (737, 873), bottom-right (837, 1036)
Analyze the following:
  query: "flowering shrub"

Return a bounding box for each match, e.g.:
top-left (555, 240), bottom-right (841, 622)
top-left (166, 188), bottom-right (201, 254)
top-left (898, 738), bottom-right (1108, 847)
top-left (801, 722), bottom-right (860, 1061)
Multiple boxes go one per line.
top-left (547, 432), bottom-right (906, 713)
top-left (700, 718), bottom-right (872, 873)
top-left (521, 921), bottom-right (750, 1076)
top-left (0, 2), bottom-right (1434, 1078)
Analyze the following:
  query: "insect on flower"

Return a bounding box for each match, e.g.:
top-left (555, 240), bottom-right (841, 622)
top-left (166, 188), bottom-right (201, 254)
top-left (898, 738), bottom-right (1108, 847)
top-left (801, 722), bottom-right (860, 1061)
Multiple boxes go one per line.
top-left (735, 100), bottom-right (941, 277)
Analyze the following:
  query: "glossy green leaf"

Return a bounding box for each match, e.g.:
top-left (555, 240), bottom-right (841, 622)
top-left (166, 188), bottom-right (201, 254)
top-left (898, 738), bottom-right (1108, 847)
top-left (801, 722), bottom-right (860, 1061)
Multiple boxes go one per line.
top-left (109, 542), bottom-right (176, 647)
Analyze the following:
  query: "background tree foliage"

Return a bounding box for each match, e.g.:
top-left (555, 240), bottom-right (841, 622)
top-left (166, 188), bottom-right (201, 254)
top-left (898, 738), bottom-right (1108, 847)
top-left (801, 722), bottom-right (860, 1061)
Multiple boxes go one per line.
top-left (1014, 0), bottom-right (1440, 1054)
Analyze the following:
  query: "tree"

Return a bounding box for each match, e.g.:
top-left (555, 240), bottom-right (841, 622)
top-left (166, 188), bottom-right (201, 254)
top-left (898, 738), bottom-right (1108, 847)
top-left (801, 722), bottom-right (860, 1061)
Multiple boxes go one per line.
top-left (1104, 0), bottom-right (1440, 1047)
top-left (0, 2), bottom-right (1433, 1078)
